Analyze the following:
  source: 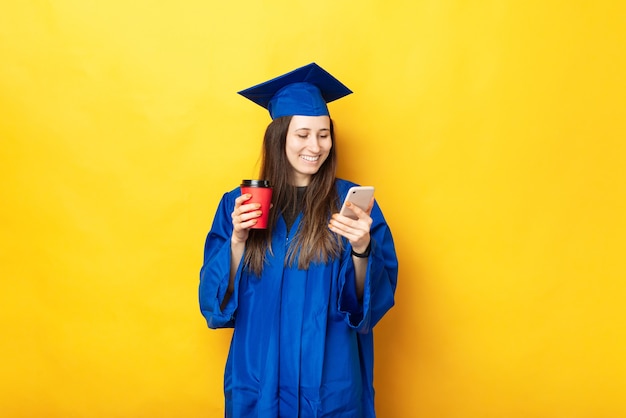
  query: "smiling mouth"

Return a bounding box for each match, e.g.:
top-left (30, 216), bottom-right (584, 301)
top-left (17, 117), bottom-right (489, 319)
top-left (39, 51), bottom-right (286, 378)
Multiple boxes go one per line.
top-left (300, 155), bottom-right (320, 162)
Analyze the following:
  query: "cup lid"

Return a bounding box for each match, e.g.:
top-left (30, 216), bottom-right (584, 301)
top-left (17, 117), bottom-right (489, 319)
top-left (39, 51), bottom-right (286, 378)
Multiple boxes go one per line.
top-left (241, 179), bottom-right (271, 188)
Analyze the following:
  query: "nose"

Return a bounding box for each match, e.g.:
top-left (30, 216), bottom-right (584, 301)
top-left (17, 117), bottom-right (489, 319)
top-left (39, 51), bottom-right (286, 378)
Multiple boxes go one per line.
top-left (307, 137), bottom-right (321, 152)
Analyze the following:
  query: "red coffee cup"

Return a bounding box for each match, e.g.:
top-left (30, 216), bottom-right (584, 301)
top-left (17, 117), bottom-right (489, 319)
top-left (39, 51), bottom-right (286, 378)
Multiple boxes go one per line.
top-left (240, 180), bottom-right (273, 229)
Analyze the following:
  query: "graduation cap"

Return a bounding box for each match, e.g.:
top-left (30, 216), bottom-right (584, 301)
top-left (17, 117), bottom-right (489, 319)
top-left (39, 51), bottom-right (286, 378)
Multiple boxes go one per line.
top-left (237, 63), bottom-right (353, 120)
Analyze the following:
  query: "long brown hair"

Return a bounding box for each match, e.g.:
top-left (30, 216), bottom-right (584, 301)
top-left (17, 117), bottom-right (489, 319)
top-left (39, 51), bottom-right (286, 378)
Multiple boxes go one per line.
top-left (243, 115), bottom-right (342, 275)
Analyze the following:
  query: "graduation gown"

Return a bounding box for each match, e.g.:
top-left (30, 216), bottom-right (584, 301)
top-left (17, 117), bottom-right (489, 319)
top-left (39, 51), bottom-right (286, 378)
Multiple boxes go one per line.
top-left (199, 179), bottom-right (398, 418)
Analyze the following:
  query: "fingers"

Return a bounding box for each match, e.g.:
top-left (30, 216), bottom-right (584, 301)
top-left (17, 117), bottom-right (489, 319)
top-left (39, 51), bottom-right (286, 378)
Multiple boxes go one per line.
top-left (234, 193), bottom-right (253, 207)
top-left (234, 194), bottom-right (261, 217)
top-left (329, 216), bottom-right (370, 237)
top-left (231, 194), bottom-right (264, 240)
top-left (328, 203), bottom-right (373, 248)
top-left (328, 220), bottom-right (363, 242)
top-left (233, 209), bottom-right (263, 226)
top-left (328, 219), bottom-right (371, 252)
top-left (333, 200), bottom-right (374, 225)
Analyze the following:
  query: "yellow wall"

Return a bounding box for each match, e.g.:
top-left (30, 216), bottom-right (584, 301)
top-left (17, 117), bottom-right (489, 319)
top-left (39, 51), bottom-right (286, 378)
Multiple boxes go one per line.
top-left (2, 1), bottom-right (625, 417)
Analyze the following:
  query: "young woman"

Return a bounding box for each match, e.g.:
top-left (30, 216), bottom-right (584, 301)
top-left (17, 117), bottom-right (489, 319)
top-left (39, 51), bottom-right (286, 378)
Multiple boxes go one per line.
top-left (199, 63), bottom-right (398, 418)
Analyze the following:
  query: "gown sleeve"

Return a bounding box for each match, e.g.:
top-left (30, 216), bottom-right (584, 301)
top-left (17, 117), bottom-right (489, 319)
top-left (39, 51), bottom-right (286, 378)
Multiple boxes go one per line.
top-left (198, 191), bottom-right (242, 329)
top-left (338, 201), bottom-right (398, 334)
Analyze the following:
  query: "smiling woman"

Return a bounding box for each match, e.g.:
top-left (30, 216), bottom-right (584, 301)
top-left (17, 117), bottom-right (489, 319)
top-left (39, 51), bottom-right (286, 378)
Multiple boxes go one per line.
top-left (3, 1), bottom-right (626, 417)
top-left (198, 63), bottom-right (399, 417)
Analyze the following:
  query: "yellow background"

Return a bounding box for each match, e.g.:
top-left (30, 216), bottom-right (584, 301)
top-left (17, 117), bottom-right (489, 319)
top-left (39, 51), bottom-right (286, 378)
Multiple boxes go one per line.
top-left (2, 1), bottom-right (625, 417)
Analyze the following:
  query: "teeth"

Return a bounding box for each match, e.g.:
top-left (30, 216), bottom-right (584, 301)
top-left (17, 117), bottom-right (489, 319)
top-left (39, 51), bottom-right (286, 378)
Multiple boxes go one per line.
top-left (300, 155), bottom-right (319, 162)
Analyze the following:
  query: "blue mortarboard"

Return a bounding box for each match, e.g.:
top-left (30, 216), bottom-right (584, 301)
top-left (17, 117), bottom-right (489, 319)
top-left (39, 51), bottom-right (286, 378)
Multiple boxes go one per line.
top-left (237, 63), bottom-right (353, 119)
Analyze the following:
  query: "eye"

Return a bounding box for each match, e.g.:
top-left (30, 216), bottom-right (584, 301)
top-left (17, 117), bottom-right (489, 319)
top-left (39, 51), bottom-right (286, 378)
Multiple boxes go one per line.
top-left (297, 134), bottom-right (308, 139)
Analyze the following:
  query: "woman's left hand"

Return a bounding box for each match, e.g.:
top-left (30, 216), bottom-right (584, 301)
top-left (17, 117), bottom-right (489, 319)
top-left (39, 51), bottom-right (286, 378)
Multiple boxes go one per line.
top-left (328, 197), bottom-right (374, 254)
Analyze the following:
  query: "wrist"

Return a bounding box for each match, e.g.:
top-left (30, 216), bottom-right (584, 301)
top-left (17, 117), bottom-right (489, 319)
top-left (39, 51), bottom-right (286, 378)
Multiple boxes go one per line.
top-left (231, 236), bottom-right (247, 247)
top-left (351, 242), bottom-right (371, 258)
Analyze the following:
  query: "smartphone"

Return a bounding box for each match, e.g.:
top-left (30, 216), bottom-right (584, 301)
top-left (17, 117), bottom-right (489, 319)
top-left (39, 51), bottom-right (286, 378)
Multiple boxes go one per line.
top-left (339, 186), bottom-right (375, 220)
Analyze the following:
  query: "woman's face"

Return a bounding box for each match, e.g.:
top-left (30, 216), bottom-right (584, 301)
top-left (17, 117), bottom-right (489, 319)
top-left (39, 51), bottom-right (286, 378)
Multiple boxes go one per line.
top-left (285, 115), bottom-right (332, 186)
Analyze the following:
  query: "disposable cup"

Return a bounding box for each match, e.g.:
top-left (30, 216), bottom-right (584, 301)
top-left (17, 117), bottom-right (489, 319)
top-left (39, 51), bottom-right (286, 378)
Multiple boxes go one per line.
top-left (240, 180), bottom-right (272, 229)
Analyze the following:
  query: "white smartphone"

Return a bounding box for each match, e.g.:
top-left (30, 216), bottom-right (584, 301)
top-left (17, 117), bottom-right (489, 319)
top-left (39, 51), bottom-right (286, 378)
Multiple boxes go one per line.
top-left (339, 186), bottom-right (375, 220)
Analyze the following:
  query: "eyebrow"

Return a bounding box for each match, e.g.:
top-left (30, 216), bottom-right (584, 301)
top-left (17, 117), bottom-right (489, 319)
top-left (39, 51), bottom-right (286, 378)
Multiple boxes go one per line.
top-left (294, 127), bottom-right (330, 132)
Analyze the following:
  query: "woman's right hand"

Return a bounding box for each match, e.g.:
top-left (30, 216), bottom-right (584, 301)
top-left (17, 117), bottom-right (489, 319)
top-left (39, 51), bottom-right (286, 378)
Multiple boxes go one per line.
top-left (231, 193), bottom-right (262, 244)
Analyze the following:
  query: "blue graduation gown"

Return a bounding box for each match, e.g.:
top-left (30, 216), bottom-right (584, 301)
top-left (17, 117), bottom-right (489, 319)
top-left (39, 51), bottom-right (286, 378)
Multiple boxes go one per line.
top-left (199, 179), bottom-right (398, 418)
